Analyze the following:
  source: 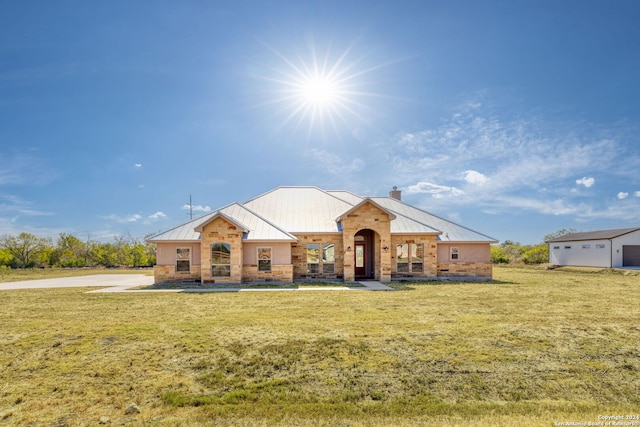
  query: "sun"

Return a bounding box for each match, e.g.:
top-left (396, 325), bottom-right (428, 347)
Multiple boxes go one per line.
top-left (300, 76), bottom-right (338, 107)
top-left (255, 40), bottom-right (384, 137)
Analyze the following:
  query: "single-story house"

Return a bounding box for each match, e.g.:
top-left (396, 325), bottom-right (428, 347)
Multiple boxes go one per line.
top-left (147, 186), bottom-right (498, 283)
top-left (547, 227), bottom-right (640, 268)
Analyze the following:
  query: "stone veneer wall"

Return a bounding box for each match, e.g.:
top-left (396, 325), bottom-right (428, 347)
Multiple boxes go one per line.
top-left (291, 234), bottom-right (344, 280)
top-left (390, 234), bottom-right (438, 278)
top-left (200, 217), bottom-right (244, 284)
top-left (340, 202), bottom-right (392, 281)
top-left (241, 265), bottom-right (294, 283)
top-left (437, 261), bottom-right (493, 277)
top-left (154, 264), bottom-right (201, 284)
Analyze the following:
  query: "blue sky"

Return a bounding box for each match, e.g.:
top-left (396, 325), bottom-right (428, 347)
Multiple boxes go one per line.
top-left (2, 0), bottom-right (639, 245)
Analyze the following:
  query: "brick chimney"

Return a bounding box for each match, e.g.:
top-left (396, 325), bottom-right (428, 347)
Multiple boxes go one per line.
top-left (389, 186), bottom-right (401, 201)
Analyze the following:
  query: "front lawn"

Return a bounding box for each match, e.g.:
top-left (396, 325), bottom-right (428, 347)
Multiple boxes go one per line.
top-left (1, 265), bottom-right (638, 426)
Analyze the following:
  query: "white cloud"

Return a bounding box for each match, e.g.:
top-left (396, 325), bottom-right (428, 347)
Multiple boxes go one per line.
top-left (134, 163), bottom-right (142, 168)
top-left (464, 170), bottom-right (489, 185)
top-left (183, 204), bottom-right (211, 213)
top-left (148, 211), bottom-right (166, 220)
top-left (101, 213), bottom-right (143, 223)
top-left (576, 177), bottom-right (595, 188)
top-left (389, 95), bottom-right (640, 221)
top-left (617, 192), bottom-right (629, 200)
top-left (308, 149), bottom-right (365, 175)
top-left (635, 191), bottom-right (640, 198)
top-left (405, 181), bottom-right (464, 198)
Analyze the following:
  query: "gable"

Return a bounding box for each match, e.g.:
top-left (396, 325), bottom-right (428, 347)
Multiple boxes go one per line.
top-left (337, 199), bottom-right (396, 222)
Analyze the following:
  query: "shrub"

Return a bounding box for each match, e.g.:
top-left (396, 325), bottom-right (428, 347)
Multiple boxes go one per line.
top-left (522, 245), bottom-right (548, 264)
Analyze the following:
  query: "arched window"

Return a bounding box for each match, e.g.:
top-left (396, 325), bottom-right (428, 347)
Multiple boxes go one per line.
top-left (211, 243), bottom-right (231, 277)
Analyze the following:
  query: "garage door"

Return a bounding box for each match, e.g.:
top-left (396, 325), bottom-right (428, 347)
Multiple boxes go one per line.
top-left (622, 245), bottom-right (640, 267)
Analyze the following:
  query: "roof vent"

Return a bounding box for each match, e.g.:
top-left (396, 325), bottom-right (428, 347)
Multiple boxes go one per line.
top-left (389, 186), bottom-right (401, 201)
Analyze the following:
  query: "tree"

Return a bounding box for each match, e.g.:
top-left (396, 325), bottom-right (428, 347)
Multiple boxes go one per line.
top-left (54, 233), bottom-right (89, 267)
top-left (0, 248), bottom-right (13, 266)
top-left (544, 229), bottom-right (577, 242)
top-left (522, 245), bottom-right (549, 264)
top-left (0, 233), bottom-right (52, 268)
top-left (490, 245), bottom-right (510, 264)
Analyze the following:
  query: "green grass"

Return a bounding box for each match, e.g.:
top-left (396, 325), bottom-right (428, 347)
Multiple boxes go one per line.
top-left (1, 265), bottom-right (639, 426)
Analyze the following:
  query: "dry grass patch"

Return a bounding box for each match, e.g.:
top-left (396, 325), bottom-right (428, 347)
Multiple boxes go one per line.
top-left (1, 266), bottom-right (639, 425)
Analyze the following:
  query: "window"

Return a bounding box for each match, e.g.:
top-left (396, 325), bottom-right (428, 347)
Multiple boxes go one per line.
top-left (396, 244), bottom-right (409, 272)
top-left (451, 247), bottom-right (459, 260)
top-left (211, 243), bottom-right (231, 277)
top-left (397, 243), bottom-right (424, 273)
top-left (564, 246), bottom-right (572, 249)
top-left (596, 244), bottom-right (605, 249)
top-left (553, 246), bottom-right (560, 250)
top-left (582, 244), bottom-right (591, 250)
top-left (258, 247), bottom-right (271, 272)
top-left (307, 244), bottom-right (319, 274)
top-left (176, 248), bottom-right (190, 273)
top-left (322, 244), bottom-right (335, 274)
top-left (411, 243), bottom-right (424, 272)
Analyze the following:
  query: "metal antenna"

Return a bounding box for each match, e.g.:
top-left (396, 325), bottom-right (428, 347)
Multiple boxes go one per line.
top-left (189, 195), bottom-right (193, 220)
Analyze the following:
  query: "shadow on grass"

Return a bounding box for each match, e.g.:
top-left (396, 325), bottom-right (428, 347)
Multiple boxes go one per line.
top-left (134, 281), bottom-right (365, 291)
top-left (388, 279), bottom-right (516, 291)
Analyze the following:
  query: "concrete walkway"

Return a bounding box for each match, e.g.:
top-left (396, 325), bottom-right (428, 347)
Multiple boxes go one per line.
top-left (92, 280), bottom-right (396, 293)
top-left (1, 275), bottom-right (394, 293)
top-left (357, 281), bottom-right (396, 291)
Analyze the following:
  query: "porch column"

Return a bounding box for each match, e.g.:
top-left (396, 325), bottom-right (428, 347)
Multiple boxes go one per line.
top-left (343, 234), bottom-right (355, 281)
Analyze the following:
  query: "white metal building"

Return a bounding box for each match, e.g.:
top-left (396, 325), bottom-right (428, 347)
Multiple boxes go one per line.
top-left (547, 228), bottom-right (640, 268)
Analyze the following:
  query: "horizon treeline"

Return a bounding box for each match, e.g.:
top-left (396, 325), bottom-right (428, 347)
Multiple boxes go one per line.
top-left (0, 229), bottom-right (574, 269)
top-left (0, 232), bottom-right (156, 269)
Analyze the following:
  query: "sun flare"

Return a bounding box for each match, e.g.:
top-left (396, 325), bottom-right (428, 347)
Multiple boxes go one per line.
top-left (300, 76), bottom-right (339, 107)
top-left (256, 40), bottom-right (386, 137)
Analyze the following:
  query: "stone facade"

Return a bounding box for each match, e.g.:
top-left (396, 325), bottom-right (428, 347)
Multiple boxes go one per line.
top-left (200, 217), bottom-right (243, 284)
top-left (291, 234), bottom-right (344, 280)
top-left (151, 194), bottom-right (494, 285)
top-left (241, 264), bottom-right (294, 282)
top-left (437, 261), bottom-right (493, 277)
top-left (390, 234), bottom-right (438, 278)
top-left (339, 201), bottom-right (392, 281)
top-left (153, 264), bottom-right (201, 283)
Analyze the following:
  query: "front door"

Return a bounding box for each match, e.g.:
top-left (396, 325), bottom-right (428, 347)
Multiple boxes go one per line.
top-left (355, 243), bottom-right (366, 277)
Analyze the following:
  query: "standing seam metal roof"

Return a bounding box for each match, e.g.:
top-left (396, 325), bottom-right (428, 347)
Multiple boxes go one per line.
top-left (147, 202), bottom-right (296, 242)
top-left (148, 187), bottom-right (496, 243)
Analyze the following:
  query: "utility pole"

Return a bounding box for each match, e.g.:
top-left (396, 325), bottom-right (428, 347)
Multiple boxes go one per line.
top-left (189, 195), bottom-right (193, 220)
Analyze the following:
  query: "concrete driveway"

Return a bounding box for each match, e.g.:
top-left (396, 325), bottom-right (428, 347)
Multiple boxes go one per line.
top-left (0, 275), bottom-right (394, 293)
top-left (0, 274), bottom-right (155, 291)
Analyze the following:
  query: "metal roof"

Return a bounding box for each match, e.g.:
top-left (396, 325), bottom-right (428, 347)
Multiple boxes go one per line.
top-left (326, 190), bottom-right (364, 205)
top-left (244, 187), bottom-right (353, 233)
top-left (546, 227), bottom-right (640, 243)
top-left (147, 203), bottom-right (296, 242)
top-left (149, 186), bottom-right (496, 243)
top-left (371, 197), bottom-right (498, 242)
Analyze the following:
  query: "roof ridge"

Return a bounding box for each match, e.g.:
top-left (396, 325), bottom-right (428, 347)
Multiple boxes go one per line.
top-left (243, 185), bottom-right (326, 204)
top-left (146, 201), bottom-right (246, 241)
top-left (371, 196), bottom-right (498, 242)
top-left (235, 203), bottom-right (298, 241)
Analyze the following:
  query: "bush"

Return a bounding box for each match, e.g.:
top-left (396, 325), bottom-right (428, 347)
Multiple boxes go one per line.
top-left (490, 245), bottom-right (510, 264)
top-left (522, 245), bottom-right (548, 264)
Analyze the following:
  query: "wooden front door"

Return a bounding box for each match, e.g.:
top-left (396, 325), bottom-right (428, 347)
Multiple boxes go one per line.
top-left (355, 243), bottom-right (366, 277)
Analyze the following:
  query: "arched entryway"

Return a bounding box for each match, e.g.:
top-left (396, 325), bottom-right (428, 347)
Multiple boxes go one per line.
top-left (354, 229), bottom-right (378, 280)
